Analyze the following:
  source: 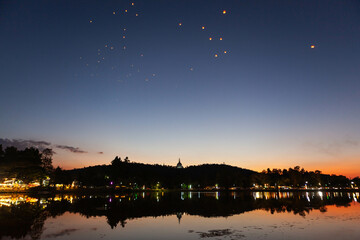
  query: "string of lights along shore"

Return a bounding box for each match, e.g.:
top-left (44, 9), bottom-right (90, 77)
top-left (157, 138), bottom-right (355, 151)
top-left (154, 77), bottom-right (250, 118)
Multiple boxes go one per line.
top-left (1, 0), bottom-right (360, 177)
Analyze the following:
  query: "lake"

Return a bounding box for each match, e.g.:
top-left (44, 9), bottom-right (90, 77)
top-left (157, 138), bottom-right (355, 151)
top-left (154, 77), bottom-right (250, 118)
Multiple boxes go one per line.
top-left (1, 191), bottom-right (360, 240)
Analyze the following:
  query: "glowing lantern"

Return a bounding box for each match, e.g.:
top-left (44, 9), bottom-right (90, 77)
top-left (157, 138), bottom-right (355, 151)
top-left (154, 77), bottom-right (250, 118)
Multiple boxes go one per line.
top-left (220, 37), bottom-right (223, 40)
top-left (223, 10), bottom-right (226, 14)
top-left (209, 37), bottom-right (212, 40)
top-left (202, 26), bottom-right (205, 30)
top-left (311, 45), bottom-right (315, 49)
top-left (214, 54), bottom-right (218, 58)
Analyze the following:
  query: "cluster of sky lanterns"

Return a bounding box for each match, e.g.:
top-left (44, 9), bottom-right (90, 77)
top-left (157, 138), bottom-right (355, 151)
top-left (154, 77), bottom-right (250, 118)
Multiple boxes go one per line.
top-left (87, 4), bottom-right (316, 82)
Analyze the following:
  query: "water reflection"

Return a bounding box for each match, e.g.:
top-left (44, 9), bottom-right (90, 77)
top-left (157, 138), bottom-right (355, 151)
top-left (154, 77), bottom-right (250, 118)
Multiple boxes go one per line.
top-left (0, 191), bottom-right (359, 239)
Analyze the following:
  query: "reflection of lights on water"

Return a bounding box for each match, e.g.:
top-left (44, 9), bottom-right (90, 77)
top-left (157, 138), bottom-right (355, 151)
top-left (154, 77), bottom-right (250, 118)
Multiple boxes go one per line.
top-left (318, 191), bottom-right (323, 200)
top-left (216, 192), bottom-right (219, 200)
top-left (306, 192), bottom-right (310, 202)
top-left (181, 192), bottom-right (184, 200)
top-left (198, 192), bottom-right (200, 198)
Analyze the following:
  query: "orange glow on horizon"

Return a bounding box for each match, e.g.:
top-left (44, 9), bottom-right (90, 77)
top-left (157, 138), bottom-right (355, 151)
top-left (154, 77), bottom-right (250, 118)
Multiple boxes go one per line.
top-left (53, 153), bottom-right (360, 179)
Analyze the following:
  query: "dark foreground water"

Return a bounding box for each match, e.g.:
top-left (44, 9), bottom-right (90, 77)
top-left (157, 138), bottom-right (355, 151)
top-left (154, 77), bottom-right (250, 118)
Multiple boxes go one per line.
top-left (1, 191), bottom-right (360, 240)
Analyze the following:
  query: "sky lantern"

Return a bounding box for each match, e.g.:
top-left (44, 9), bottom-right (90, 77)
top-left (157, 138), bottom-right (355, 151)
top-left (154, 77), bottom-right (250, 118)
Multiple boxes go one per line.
top-left (209, 37), bottom-right (212, 40)
top-left (202, 26), bottom-right (205, 30)
top-left (179, 22), bottom-right (182, 26)
top-left (223, 10), bottom-right (226, 14)
top-left (214, 54), bottom-right (218, 58)
top-left (311, 45), bottom-right (315, 49)
top-left (220, 37), bottom-right (223, 41)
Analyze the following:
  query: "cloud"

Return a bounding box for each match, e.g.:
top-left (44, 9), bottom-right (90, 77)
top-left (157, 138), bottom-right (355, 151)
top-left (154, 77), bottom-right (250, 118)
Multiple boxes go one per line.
top-left (0, 138), bottom-right (51, 151)
top-left (55, 145), bottom-right (87, 153)
top-left (0, 138), bottom-right (93, 154)
top-left (45, 229), bottom-right (79, 238)
top-left (98, 151), bottom-right (104, 154)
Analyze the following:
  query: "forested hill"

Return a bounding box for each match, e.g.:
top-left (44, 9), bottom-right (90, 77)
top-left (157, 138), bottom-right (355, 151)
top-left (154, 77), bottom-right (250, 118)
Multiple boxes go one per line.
top-left (57, 160), bottom-right (256, 189)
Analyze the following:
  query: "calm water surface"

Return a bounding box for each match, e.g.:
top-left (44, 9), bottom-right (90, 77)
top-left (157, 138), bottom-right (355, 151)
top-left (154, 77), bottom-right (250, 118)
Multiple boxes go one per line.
top-left (1, 191), bottom-right (360, 240)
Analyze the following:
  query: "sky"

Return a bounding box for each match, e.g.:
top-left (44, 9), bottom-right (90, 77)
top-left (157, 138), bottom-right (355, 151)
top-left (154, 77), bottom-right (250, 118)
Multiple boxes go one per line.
top-left (1, 0), bottom-right (360, 177)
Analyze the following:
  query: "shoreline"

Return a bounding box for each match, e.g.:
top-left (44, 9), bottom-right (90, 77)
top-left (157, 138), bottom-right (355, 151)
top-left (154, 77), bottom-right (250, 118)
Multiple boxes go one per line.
top-left (1, 188), bottom-right (360, 194)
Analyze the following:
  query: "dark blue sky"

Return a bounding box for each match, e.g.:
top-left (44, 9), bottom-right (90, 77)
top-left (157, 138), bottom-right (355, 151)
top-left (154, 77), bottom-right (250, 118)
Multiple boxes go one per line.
top-left (1, 0), bottom-right (360, 176)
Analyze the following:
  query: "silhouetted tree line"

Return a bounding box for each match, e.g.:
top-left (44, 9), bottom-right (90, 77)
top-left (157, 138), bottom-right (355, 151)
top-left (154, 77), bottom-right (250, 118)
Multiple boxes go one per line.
top-left (51, 156), bottom-right (358, 189)
top-left (0, 146), bottom-right (357, 189)
top-left (0, 145), bottom-right (53, 183)
top-left (251, 166), bottom-right (352, 189)
top-left (52, 156), bottom-right (255, 189)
